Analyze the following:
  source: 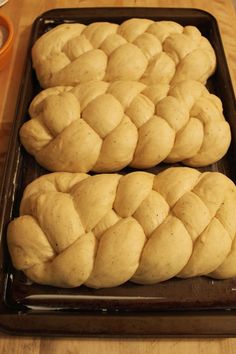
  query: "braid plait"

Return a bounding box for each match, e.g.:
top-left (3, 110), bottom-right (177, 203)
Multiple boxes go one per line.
top-left (19, 80), bottom-right (231, 172)
top-left (32, 19), bottom-right (216, 88)
top-left (7, 168), bottom-right (236, 288)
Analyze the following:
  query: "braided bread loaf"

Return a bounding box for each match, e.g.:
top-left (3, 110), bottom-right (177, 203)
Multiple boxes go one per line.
top-left (20, 80), bottom-right (231, 172)
top-left (7, 168), bottom-right (236, 288)
top-left (32, 19), bottom-right (216, 88)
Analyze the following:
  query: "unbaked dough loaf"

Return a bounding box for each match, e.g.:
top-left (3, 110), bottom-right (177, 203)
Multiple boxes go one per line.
top-left (7, 167), bottom-right (236, 288)
top-left (32, 19), bottom-right (216, 88)
top-left (19, 80), bottom-right (231, 172)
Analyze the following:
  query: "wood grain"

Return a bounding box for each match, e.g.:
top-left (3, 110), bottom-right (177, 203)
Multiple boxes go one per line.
top-left (0, 0), bottom-right (236, 352)
top-left (0, 336), bottom-right (236, 354)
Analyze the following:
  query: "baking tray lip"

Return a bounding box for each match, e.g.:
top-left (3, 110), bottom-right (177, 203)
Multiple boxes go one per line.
top-left (1, 309), bottom-right (236, 337)
top-left (1, 6), bottom-right (236, 336)
top-left (34, 7), bottom-right (219, 23)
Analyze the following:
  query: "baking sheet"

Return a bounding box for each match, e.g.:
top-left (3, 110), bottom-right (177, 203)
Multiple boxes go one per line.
top-left (0, 7), bottom-right (236, 336)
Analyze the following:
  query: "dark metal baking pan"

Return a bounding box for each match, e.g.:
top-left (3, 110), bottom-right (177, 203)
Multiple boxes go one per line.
top-left (0, 7), bottom-right (236, 337)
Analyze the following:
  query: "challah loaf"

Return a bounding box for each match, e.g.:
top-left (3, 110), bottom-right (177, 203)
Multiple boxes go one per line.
top-left (32, 19), bottom-right (216, 88)
top-left (7, 168), bottom-right (236, 288)
top-left (20, 80), bottom-right (231, 172)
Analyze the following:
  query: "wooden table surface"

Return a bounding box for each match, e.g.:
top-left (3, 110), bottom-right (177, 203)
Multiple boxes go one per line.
top-left (0, 0), bottom-right (236, 352)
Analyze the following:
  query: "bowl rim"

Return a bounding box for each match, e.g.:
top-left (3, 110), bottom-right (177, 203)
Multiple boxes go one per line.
top-left (0, 13), bottom-right (14, 54)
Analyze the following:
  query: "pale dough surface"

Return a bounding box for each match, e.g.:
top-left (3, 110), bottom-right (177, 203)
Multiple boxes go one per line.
top-left (32, 19), bottom-right (216, 88)
top-left (19, 80), bottom-right (231, 172)
top-left (7, 167), bottom-right (236, 288)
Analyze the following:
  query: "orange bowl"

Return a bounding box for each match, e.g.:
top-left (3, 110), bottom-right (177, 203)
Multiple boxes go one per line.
top-left (0, 13), bottom-right (14, 70)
